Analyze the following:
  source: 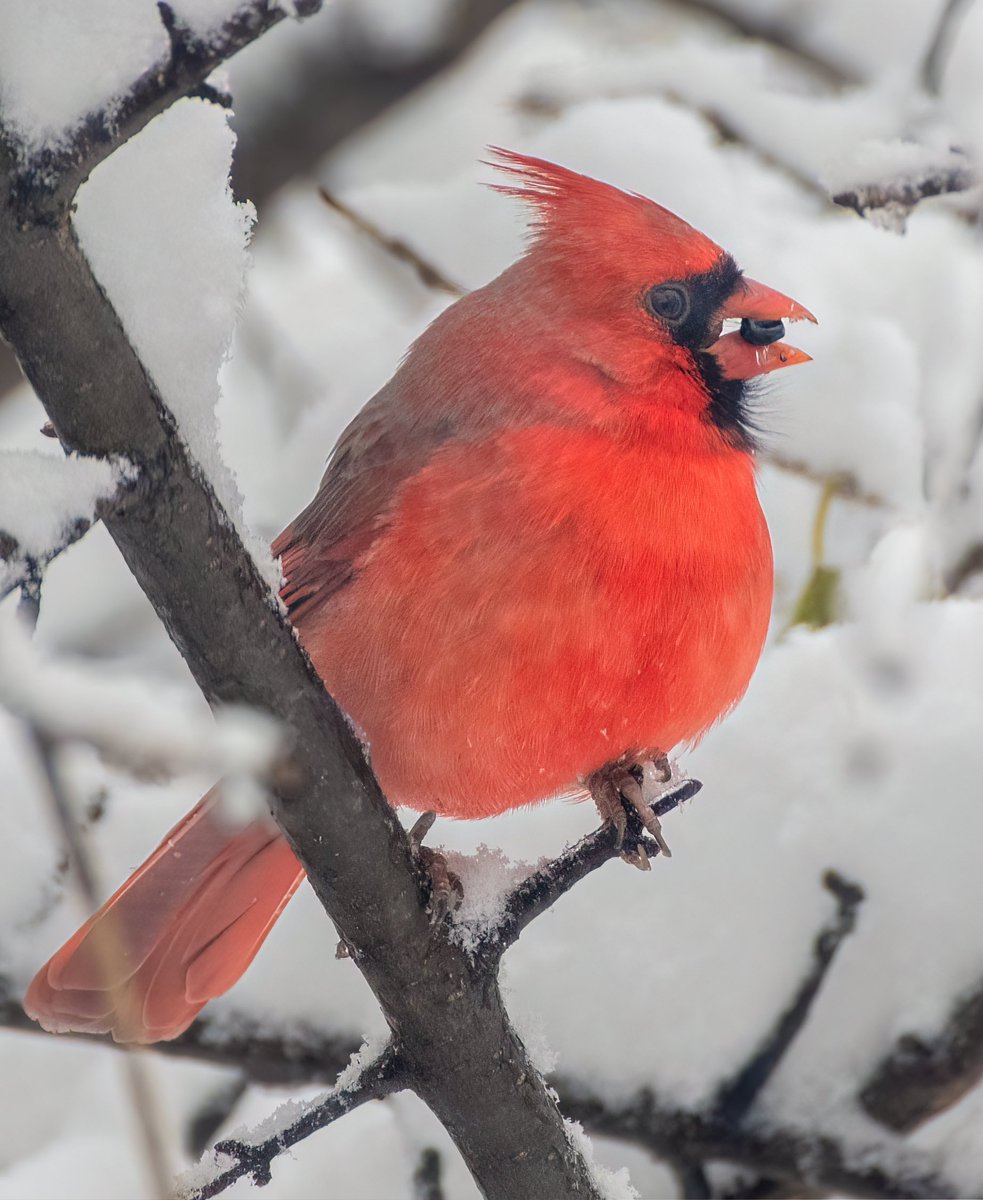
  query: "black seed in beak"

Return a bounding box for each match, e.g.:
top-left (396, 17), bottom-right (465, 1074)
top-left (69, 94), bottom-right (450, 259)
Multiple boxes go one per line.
top-left (740, 318), bottom-right (786, 346)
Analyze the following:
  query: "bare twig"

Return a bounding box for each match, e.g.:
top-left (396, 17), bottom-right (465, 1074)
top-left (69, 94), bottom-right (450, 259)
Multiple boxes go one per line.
top-left (559, 1081), bottom-right (962, 1200)
top-left (232, 0), bottom-right (519, 207)
top-left (921, 0), bottom-right (976, 96)
top-left (712, 870), bottom-right (865, 1124)
top-left (832, 159), bottom-right (974, 226)
top-left (184, 1044), bottom-right (403, 1199)
top-left (28, 729), bottom-right (174, 1198)
top-left (517, 86), bottom-right (826, 202)
top-left (412, 1147), bottom-right (446, 1200)
top-left (319, 187), bottom-right (466, 296)
top-left (675, 0), bottom-right (860, 87)
top-left (762, 452), bottom-right (888, 510)
top-left (861, 973), bottom-right (983, 1132)
top-left (479, 778), bottom-right (702, 960)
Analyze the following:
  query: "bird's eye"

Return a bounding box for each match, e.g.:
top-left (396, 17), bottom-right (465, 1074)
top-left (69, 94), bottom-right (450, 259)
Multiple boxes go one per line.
top-left (645, 284), bottom-right (690, 326)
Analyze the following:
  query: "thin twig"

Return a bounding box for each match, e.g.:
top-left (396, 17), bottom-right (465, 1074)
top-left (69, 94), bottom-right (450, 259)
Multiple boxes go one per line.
top-left (675, 0), bottom-right (859, 87)
top-left (860, 971), bottom-right (983, 1132)
top-left (412, 1147), bottom-right (446, 1200)
top-left (517, 87), bottom-right (826, 202)
top-left (712, 870), bottom-right (865, 1124)
top-left (0, 975), bottom-right (363, 1085)
top-left (2, 988), bottom-right (965, 1199)
top-left (668, 1158), bottom-right (713, 1199)
top-left (921, 0), bottom-right (976, 96)
top-left (832, 160), bottom-right (974, 226)
top-left (559, 1080), bottom-right (961, 1200)
top-left (479, 779), bottom-right (702, 960)
top-left (1, 516), bottom-right (94, 606)
top-left (8, 0), bottom-right (323, 225)
top-left (762, 452), bottom-right (889, 509)
top-left (183, 1044), bottom-right (404, 1199)
top-left (28, 729), bottom-right (175, 1199)
top-left (319, 187), bottom-right (466, 297)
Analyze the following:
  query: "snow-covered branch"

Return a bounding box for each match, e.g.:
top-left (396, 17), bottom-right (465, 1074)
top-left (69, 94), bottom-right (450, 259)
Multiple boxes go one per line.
top-left (712, 870), bottom-right (865, 1123)
top-left (559, 1079), bottom-right (961, 1200)
top-left (7, 0), bottom-right (322, 226)
top-left (0, 9), bottom-right (606, 1199)
top-left (181, 1043), bottom-right (404, 1200)
top-left (479, 778), bottom-right (701, 960)
top-left (832, 156), bottom-right (975, 228)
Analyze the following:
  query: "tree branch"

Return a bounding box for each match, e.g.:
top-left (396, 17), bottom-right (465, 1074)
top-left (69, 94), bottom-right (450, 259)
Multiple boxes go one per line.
top-left (1, 979), bottom-right (965, 1199)
top-left (183, 1043), bottom-right (404, 1199)
top-left (921, 0), bottom-right (976, 96)
top-left (479, 779), bottom-right (702, 961)
top-left (10, 0), bottom-right (322, 227)
top-left (0, 10), bottom-right (604, 1197)
top-left (318, 187), bottom-right (466, 297)
top-left (712, 870), bottom-right (865, 1124)
top-left (559, 1081), bottom-right (962, 1200)
top-left (860, 974), bottom-right (983, 1132)
top-left (831, 160), bottom-right (974, 227)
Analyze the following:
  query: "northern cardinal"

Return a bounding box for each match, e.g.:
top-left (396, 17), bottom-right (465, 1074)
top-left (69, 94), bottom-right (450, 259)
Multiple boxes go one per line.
top-left (25, 151), bottom-right (814, 1042)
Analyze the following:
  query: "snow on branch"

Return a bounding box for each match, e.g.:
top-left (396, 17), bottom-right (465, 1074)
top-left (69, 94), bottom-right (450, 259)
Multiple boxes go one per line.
top-left (0, 450), bottom-right (129, 604)
top-left (712, 870), bottom-right (865, 1123)
top-left (5, 1), bottom-right (323, 224)
top-left (0, 9), bottom-right (608, 1198)
top-left (558, 1078), bottom-right (962, 1200)
top-left (831, 150), bottom-right (974, 232)
top-left (475, 778), bottom-right (702, 961)
top-left (181, 1042), bottom-right (403, 1200)
top-left (0, 614), bottom-right (282, 779)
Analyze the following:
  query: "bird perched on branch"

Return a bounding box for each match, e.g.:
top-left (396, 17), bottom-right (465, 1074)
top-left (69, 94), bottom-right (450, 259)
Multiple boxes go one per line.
top-left (25, 151), bottom-right (814, 1043)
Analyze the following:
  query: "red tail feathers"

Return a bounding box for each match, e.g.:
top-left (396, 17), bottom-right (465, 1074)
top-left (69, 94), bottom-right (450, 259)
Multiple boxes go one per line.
top-left (24, 791), bottom-right (305, 1043)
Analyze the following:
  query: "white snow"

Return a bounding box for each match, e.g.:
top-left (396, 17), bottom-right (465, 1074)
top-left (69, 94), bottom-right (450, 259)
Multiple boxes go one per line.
top-left (565, 1119), bottom-right (641, 1200)
top-left (0, 451), bottom-right (128, 595)
top-left (0, 609), bottom-right (281, 779)
top-left (72, 97), bottom-right (276, 586)
top-left (0, 1), bottom-right (166, 155)
top-left (5, 0), bottom-right (983, 1197)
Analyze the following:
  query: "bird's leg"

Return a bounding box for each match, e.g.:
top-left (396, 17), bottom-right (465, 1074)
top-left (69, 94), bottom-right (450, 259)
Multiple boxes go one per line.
top-left (587, 753), bottom-right (673, 871)
top-left (408, 811), bottom-right (464, 923)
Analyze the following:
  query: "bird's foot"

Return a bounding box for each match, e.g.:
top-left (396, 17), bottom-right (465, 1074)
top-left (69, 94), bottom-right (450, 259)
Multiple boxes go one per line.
top-left (408, 811), bottom-right (464, 923)
top-left (587, 752), bottom-right (673, 871)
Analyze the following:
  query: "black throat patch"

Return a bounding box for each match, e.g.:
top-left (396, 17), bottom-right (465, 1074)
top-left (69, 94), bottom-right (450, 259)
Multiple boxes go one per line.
top-left (656, 254), bottom-right (756, 452)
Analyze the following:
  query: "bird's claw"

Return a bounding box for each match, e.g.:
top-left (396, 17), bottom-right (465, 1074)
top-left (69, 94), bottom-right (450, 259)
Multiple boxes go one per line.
top-left (587, 753), bottom-right (673, 870)
top-left (408, 811), bottom-right (464, 923)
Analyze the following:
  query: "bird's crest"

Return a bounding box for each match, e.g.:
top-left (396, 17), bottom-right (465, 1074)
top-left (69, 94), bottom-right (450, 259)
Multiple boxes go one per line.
top-left (486, 147), bottom-right (723, 277)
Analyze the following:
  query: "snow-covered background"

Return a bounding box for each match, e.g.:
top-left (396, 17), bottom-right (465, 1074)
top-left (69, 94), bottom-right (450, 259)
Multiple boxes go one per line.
top-left (3, 0), bottom-right (983, 1196)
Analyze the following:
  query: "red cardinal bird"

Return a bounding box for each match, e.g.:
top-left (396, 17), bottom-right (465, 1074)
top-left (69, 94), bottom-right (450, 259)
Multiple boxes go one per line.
top-left (25, 151), bottom-right (814, 1042)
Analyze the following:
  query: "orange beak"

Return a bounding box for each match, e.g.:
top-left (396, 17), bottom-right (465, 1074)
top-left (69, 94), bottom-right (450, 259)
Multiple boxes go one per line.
top-left (709, 276), bottom-right (817, 380)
